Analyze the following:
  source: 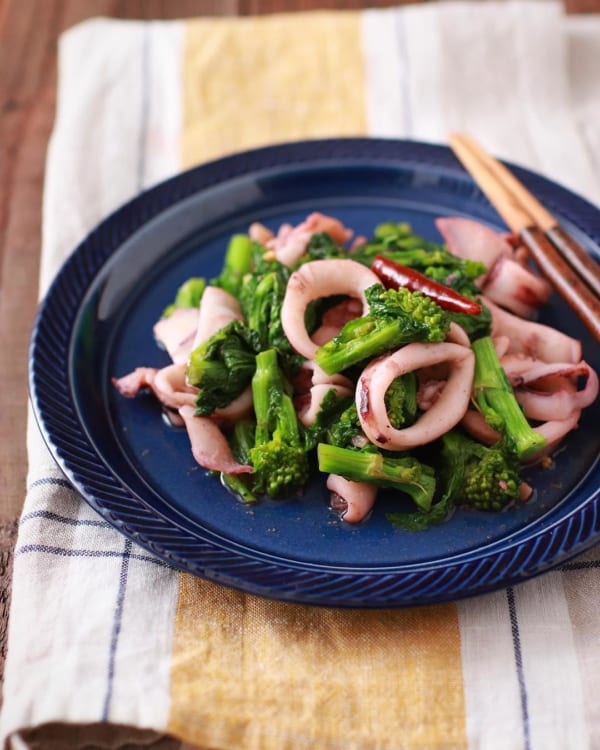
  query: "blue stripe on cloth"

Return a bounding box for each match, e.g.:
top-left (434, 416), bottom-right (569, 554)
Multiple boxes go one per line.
top-left (15, 543), bottom-right (171, 568)
top-left (560, 560), bottom-right (600, 571)
top-left (28, 477), bottom-right (76, 491)
top-left (507, 587), bottom-right (531, 750)
top-left (102, 538), bottom-right (133, 720)
top-left (20, 510), bottom-right (112, 528)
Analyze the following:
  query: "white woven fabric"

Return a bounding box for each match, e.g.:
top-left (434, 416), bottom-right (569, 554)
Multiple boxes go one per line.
top-left (2, 5), bottom-right (600, 749)
top-left (2, 18), bottom-right (184, 747)
top-left (362, 8), bottom-right (600, 748)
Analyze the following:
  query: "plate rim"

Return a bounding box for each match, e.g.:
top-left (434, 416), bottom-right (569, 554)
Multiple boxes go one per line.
top-left (29, 137), bottom-right (600, 607)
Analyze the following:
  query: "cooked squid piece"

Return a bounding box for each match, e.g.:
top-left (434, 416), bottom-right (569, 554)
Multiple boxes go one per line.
top-left (447, 322), bottom-right (471, 348)
top-left (281, 259), bottom-right (380, 359)
top-left (483, 256), bottom-right (552, 318)
top-left (152, 363), bottom-right (199, 409)
top-left (295, 360), bottom-right (355, 391)
top-left (326, 474), bottom-right (378, 524)
top-left (511, 360), bottom-right (599, 422)
top-left (485, 298), bottom-right (581, 363)
top-left (416, 378), bottom-right (446, 411)
top-left (436, 216), bottom-right (512, 279)
top-left (461, 401), bottom-right (586, 462)
top-left (212, 386), bottom-right (254, 428)
top-left (113, 288), bottom-right (249, 424)
top-left (178, 405), bottom-right (253, 475)
top-left (112, 363), bottom-right (198, 410)
top-left (112, 367), bottom-right (158, 398)
top-left (436, 216), bottom-right (552, 318)
top-left (311, 298), bottom-right (363, 346)
top-left (249, 222), bottom-right (274, 245)
top-left (293, 360), bottom-right (354, 427)
top-left (192, 286), bottom-right (243, 351)
top-left (533, 411), bottom-right (583, 459)
top-left (265, 212), bottom-right (353, 267)
top-left (153, 307), bottom-right (199, 364)
top-left (460, 408), bottom-right (502, 446)
top-left (356, 342), bottom-right (475, 450)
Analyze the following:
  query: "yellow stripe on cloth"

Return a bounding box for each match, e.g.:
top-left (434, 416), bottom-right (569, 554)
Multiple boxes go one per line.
top-left (168, 578), bottom-right (466, 750)
top-left (181, 12), bottom-right (367, 167)
top-left (170, 12), bottom-right (467, 750)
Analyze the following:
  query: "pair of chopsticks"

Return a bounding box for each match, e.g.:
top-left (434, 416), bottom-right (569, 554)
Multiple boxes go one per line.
top-left (449, 132), bottom-right (600, 343)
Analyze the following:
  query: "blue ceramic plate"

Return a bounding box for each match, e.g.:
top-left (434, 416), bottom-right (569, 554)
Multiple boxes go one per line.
top-left (29, 138), bottom-right (600, 607)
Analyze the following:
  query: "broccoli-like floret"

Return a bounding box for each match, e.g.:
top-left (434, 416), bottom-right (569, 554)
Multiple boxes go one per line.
top-left (447, 304), bottom-right (492, 341)
top-left (464, 450), bottom-right (520, 511)
top-left (242, 264), bottom-right (290, 348)
top-left (423, 265), bottom-right (491, 340)
top-left (247, 237), bottom-right (282, 276)
top-left (303, 388), bottom-right (354, 451)
top-left (317, 443), bottom-right (436, 512)
top-left (385, 372), bottom-right (418, 429)
top-left (238, 250), bottom-right (304, 374)
top-left (438, 429), bottom-right (521, 511)
top-left (314, 283), bottom-right (450, 374)
top-left (353, 222), bottom-right (486, 277)
top-left (373, 221), bottom-right (415, 241)
top-left (186, 320), bottom-right (259, 416)
top-left (249, 349), bottom-right (310, 498)
top-left (211, 234), bottom-right (254, 297)
top-left (368, 222), bottom-right (444, 258)
top-left (326, 402), bottom-right (366, 450)
top-left (353, 224), bottom-right (490, 342)
top-left (304, 231), bottom-right (347, 261)
top-left (162, 277), bottom-right (206, 318)
top-left (472, 336), bottom-right (546, 460)
top-left (385, 428), bottom-right (522, 530)
top-left (422, 261), bottom-right (485, 292)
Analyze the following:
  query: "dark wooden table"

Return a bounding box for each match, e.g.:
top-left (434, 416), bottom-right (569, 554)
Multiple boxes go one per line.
top-left (1, 0), bottom-right (597, 704)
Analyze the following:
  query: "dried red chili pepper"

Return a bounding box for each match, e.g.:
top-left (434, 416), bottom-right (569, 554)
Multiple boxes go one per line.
top-left (371, 255), bottom-right (482, 315)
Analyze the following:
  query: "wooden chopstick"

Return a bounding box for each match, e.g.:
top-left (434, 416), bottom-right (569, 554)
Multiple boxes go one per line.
top-left (453, 132), bottom-right (600, 298)
top-left (449, 132), bottom-right (600, 343)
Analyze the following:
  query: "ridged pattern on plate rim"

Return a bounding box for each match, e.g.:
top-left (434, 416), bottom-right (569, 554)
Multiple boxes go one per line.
top-left (29, 138), bottom-right (600, 607)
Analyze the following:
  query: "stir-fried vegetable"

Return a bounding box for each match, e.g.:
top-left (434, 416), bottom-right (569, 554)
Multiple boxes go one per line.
top-left (315, 284), bottom-right (451, 374)
top-left (186, 320), bottom-right (259, 416)
top-left (471, 336), bottom-right (546, 460)
top-left (112, 212), bottom-right (597, 529)
top-left (371, 255), bottom-right (483, 315)
top-left (249, 349), bottom-right (310, 498)
top-left (317, 443), bottom-right (436, 512)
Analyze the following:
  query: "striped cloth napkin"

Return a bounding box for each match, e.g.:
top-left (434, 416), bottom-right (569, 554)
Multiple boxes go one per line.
top-left (2, 3), bottom-right (600, 749)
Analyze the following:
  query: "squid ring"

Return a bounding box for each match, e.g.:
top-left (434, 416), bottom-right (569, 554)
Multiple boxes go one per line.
top-left (356, 342), bottom-right (475, 450)
top-left (281, 259), bottom-right (380, 359)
